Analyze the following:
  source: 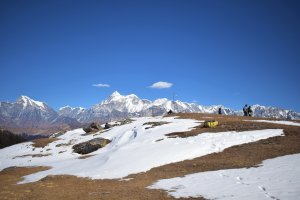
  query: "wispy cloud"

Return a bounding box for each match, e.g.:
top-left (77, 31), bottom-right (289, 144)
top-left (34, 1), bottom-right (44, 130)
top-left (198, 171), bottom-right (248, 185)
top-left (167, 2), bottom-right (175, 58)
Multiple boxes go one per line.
top-left (92, 83), bottom-right (110, 88)
top-left (149, 81), bottom-right (173, 89)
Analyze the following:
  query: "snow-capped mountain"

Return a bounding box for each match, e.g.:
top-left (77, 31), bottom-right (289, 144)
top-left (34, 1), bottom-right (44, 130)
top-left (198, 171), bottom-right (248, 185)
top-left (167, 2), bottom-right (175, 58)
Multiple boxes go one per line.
top-left (251, 104), bottom-right (300, 120)
top-left (58, 91), bottom-right (300, 122)
top-left (1, 92), bottom-right (299, 134)
top-left (0, 96), bottom-right (81, 134)
top-left (58, 91), bottom-right (200, 122)
top-left (58, 106), bottom-right (86, 119)
top-left (56, 92), bottom-right (236, 123)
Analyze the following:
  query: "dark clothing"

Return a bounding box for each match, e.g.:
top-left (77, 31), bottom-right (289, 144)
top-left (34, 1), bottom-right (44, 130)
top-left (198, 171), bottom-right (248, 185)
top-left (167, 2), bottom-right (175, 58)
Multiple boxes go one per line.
top-left (243, 105), bottom-right (248, 116)
top-left (218, 107), bottom-right (222, 115)
top-left (167, 110), bottom-right (173, 115)
top-left (104, 123), bottom-right (111, 129)
top-left (247, 106), bottom-right (253, 117)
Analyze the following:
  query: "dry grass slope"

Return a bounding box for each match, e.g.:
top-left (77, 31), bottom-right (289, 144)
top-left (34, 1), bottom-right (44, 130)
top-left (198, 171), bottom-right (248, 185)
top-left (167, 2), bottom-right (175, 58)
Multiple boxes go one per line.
top-left (31, 138), bottom-right (59, 148)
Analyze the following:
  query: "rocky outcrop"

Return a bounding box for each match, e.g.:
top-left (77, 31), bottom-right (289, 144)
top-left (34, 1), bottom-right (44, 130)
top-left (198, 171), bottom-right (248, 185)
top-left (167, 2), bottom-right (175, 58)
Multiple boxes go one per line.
top-left (72, 138), bottom-right (111, 154)
top-left (83, 122), bottom-right (103, 133)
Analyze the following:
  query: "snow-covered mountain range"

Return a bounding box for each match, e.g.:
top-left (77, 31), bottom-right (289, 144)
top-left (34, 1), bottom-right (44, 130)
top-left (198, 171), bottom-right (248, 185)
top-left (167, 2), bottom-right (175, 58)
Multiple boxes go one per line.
top-left (0, 96), bottom-right (81, 134)
top-left (1, 92), bottom-right (299, 134)
top-left (58, 91), bottom-right (300, 122)
top-left (58, 91), bottom-right (236, 122)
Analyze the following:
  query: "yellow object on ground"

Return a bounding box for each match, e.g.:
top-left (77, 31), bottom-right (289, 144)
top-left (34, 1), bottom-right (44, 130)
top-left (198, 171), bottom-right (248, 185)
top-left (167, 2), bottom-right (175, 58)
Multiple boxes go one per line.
top-left (203, 120), bottom-right (219, 128)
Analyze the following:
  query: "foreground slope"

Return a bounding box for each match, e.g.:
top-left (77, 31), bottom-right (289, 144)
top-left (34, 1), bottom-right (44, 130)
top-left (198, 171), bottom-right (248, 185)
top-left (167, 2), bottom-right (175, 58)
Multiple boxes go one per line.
top-left (0, 113), bottom-right (300, 200)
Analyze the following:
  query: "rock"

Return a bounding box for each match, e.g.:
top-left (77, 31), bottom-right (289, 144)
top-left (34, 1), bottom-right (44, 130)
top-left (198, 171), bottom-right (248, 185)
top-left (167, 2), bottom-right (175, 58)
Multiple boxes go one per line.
top-left (72, 138), bottom-right (111, 154)
top-left (83, 122), bottom-right (102, 133)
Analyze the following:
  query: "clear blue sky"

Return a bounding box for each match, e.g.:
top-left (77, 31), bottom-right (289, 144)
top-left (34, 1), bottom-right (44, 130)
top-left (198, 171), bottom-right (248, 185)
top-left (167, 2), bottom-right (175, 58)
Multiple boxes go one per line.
top-left (0, 0), bottom-right (299, 111)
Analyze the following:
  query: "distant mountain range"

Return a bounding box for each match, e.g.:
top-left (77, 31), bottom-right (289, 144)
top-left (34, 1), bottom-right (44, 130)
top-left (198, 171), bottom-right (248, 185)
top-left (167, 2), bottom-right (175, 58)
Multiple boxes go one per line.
top-left (58, 91), bottom-right (300, 122)
top-left (1, 91), bottom-right (299, 134)
top-left (58, 91), bottom-right (235, 122)
top-left (0, 96), bottom-right (81, 135)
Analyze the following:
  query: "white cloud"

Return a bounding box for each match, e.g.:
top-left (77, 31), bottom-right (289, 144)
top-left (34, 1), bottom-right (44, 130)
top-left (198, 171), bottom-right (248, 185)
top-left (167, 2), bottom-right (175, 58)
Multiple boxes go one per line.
top-left (92, 83), bottom-right (110, 88)
top-left (149, 81), bottom-right (173, 89)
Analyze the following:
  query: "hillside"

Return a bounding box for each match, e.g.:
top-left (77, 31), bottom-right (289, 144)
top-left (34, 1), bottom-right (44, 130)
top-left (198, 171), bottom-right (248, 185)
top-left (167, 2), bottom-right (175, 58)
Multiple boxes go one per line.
top-left (0, 129), bottom-right (26, 149)
top-left (0, 113), bottom-right (299, 199)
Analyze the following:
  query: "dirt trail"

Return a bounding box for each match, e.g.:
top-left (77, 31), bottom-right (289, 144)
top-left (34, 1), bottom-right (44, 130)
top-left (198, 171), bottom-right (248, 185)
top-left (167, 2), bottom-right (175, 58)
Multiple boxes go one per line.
top-left (1, 113), bottom-right (299, 200)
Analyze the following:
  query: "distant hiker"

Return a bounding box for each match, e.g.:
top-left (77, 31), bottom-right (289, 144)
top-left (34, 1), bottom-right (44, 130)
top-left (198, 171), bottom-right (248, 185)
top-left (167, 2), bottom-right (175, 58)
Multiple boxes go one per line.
top-left (167, 109), bottom-right (173, 115)
top-left (243, 104), bottom-right (248, 116)
top-left (133, 127), bottom-right (137, 138)
top-left (218, 107), bottom-right (222, 115)
top-left (104, 122), bottom-right (110, 129)
top-left (247, 106), bottom-right (253, 117)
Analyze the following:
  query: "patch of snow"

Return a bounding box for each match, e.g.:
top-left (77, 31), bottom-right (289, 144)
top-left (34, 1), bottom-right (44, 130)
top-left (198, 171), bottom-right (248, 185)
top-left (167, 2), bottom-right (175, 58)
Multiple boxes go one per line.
top-left (111, 91), bottom-right (121, 97)
top-left (151, 98), bottom-right (169, 106)
top-left (59, 105), bottom-right (85, 111)
top-left (245, 120), bottom-right (300, 126)
top-left (148, 154), bottom-right (300, 200)
top-left (0, 117), bottom-right (284, 184)
top-left (59, 105), bottom-right (72, 110)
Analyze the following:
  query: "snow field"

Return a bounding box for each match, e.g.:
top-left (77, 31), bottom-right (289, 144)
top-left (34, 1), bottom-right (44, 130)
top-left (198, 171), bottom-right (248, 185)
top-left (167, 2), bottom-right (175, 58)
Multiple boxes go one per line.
top-left (148, 154), bottom-right (300, 200)
top-left (0, 116), bottom-right (284, 185)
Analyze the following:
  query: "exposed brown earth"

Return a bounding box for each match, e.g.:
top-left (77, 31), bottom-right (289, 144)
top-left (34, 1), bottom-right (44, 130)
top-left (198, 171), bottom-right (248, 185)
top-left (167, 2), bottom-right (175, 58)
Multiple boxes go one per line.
top-left (2, 126), bottom-right (76, 136)
top-left (166, 113), bottom-right (284, 138)
top-left (31, 138), bottom-right (59, 148)
top-left (78, 155), bottom-right (95, 160)
top-left (143, 121), bottom-right (170, 129)
top-left (13, 154), bottom-right (52, 159)
top-left (0, 113), bottom-right (299, 200)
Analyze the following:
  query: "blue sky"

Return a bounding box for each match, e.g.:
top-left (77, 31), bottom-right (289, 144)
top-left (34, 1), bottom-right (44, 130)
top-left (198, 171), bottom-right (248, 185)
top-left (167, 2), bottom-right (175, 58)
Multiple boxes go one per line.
top-left (0, 0), bottom-right (299, 111)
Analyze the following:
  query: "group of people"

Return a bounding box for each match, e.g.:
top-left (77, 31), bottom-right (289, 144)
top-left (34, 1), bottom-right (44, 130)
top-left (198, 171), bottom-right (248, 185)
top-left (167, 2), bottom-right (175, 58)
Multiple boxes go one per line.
top-left (218, 104), bottom-right (253, 117)
top-left (243, 104), bottom-right (253, 117)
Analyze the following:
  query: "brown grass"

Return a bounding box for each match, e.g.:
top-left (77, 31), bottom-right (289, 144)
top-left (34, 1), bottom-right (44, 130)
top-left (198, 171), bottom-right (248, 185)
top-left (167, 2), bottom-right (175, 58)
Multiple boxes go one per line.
top-left (166, 113), bottom-right (283, 138)
top-left (0, 113), bottom-right (299, 200)
top-left (13, 154), bottom-right (51, 159)
top-left (31, 138), bottom-right (59, 148)
top-left (143, 121), bottom-right (170, 129)
top-left (78, 155), bottom-right (95, 159)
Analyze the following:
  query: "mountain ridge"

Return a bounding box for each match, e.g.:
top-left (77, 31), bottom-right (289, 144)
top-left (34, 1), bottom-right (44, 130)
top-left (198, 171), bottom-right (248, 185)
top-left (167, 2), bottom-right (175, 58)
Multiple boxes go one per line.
top-left (0, 96), bottom-right (81, 135)
top-left (58, 91), bottom-right (300, 122)
top-left (1, 92), bottom-right (299, 135)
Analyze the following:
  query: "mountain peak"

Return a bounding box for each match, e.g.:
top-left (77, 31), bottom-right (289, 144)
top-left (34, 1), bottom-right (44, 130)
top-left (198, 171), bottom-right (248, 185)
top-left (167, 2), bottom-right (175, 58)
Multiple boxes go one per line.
top-left (17, 95), bottom-right (32, 102)
top-left (111, 91), bottom-right (121, 97)
top-left (16, 95), bottom-right (46, 109)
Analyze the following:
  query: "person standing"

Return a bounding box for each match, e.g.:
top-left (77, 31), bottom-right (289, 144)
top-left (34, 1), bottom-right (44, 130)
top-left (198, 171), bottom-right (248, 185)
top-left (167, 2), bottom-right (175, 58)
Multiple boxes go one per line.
top-left (243, 104), bottom-right (248, 116)
top-left (218, 107), bottom-right (222, 115)
top-left (247, 106), bottom-right (253, 117)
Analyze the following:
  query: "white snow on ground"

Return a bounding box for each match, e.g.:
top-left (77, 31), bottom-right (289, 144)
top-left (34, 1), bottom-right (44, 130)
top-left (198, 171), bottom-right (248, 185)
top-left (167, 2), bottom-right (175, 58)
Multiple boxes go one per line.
top-left (245, 119), bottom-right (300, 126)
top-left (148, 154), bottom-right (300, 200)
top-left (0, 116), bottom-right (284, 184)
